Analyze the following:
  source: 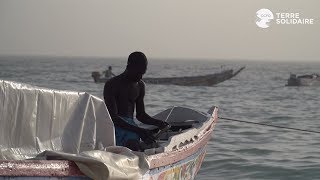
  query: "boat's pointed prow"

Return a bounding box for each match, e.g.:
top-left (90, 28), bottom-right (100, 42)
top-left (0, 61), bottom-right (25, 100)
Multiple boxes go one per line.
top-left (232, 66), bottom-right (246, 77)
top-left (207, 106), bottom-right (217, 115)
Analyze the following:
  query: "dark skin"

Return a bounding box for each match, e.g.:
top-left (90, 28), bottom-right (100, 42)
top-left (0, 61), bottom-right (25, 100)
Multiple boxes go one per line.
top-left (103, 63), bottom-right (169, 145)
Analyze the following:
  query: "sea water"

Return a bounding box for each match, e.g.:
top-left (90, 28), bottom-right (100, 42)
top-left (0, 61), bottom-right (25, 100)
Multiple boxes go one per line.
top-left (1, 56), bottom-right (320, 180)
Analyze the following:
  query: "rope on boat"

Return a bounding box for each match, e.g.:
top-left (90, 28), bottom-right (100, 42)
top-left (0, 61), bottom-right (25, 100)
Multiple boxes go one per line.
top-left (219, 116), bottom-right (320, 134)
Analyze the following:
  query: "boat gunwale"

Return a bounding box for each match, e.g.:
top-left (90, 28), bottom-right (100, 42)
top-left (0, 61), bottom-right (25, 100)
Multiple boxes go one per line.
top-left (146, 109), bottom-right (218, 169)
top-left (0, 160), bottom-right (85, 177)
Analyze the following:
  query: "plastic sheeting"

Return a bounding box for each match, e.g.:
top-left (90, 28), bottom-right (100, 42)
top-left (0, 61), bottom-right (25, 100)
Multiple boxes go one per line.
top-left (0, 80), bottom-right (115, 159)
top-left (37, 147), bottom-right (148, 180)
top-left (0, 80), bottom-right (149, 179)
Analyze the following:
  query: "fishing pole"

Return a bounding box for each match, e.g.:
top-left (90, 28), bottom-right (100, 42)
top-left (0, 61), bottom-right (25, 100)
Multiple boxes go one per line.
top-left (219, 116), bottom-right (320, 134)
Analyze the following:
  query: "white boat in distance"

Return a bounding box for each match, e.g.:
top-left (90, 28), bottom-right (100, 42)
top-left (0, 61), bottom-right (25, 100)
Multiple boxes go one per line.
top-left (286, 73), bottom-right (320, 86)
top-left (92, 66), bottom-right (245, 86)
top-left (0, 80), bottom-right (218, 179)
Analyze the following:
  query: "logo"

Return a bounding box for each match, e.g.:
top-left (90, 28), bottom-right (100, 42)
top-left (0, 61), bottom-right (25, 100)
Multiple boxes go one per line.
top-left (255, 8), bottom-right (315, 29)
top-left (256, 9), bottom-right (274, 28)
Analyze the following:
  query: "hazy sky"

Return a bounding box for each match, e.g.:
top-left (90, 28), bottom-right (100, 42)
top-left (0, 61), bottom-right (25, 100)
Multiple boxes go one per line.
top-left (0, 0), bottom-right (319, 61)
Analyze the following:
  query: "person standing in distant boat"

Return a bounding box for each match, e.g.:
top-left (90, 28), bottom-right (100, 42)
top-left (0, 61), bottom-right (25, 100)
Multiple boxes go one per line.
top-left (103, 66), bottom-right (115, 78)
top-left (103, 52), bottom-right (170, 151)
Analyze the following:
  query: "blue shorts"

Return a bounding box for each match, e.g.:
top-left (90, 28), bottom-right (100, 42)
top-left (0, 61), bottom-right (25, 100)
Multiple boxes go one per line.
top-left (115, 116), bottom-right (140, 146)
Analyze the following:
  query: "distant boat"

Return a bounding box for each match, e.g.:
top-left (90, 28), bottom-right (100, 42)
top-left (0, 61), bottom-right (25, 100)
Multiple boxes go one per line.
top-left (286, 73), bottom-right (320, 86)
top-left (92, 66), bottom-right (245, 86)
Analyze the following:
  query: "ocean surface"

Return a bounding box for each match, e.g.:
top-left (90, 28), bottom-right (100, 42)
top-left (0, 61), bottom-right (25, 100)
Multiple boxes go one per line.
top-left (1, 56), bottom-right (320, 180)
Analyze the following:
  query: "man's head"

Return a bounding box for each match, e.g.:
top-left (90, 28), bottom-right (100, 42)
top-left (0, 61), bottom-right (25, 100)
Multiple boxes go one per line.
top-left (126, 52), bottom-right (148, 82)
top-left (108, 66), bottom-right (112, 70)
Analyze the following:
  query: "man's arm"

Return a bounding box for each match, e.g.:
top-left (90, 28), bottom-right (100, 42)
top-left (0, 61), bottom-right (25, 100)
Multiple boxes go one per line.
top-left (103, 81), bottom-right (142, 133)
top-left (136, 81), bottom-right (169, 128)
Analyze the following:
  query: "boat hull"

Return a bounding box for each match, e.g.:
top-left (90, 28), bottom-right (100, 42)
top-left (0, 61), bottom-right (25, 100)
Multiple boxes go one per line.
top-left (0, 148), bottom-right (207, 180)
top-left (143, 146), bottom-right (207, 180)
top-left (0, 109), bottom-right (216, 180)
top-left (286, 76), bottom-right (320, 86)
top-left (92, 67), bottom-right (245, 86)
top-left (0, 160), bottom-right (89, 179)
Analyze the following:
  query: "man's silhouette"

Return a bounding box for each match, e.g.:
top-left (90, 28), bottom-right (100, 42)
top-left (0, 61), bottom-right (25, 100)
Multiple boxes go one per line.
top-left (104, 66), bottom-right (115, 78)
top-left (103, 52), bottom-right (169, 151)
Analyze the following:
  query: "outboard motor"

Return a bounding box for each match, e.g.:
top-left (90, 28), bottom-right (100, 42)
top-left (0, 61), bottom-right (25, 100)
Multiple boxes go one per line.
top-left (287, 74), bottom-right (298, 86)
top-left (290, 74), bottom-right (297, 79)
top-left (91, 71), bottom-right (101, 83)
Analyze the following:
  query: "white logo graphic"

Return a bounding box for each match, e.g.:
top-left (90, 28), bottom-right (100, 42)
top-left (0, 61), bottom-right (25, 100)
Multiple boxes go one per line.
top-left (256, 9), bottom-right (274, 28)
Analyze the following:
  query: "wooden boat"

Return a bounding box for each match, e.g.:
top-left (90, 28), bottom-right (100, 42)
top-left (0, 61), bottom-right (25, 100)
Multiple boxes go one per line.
top-left (286, 73), bottom-right (320, 86)
top-left (92, 66), bottom-right (245, 86)
top-left (0, 80), bottom-right (218, 179)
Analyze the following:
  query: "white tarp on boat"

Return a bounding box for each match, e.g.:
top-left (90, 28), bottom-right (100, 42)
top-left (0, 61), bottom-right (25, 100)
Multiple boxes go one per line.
top-left (0, 80), bottom-right (148, 179)
top-left (37, 147), bottom-right (148, 180)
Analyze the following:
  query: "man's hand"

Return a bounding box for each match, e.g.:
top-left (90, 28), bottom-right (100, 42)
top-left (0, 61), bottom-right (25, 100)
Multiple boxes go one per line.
top-left (157, 121), bottom-right (171, 130)
top-left (153, 121), bottom-right (171, 139)
top-left (138, 128), bottom-right (156, 145)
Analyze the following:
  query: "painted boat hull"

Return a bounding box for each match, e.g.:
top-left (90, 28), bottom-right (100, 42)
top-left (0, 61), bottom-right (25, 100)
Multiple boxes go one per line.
top-left (0, 149), bottom-right (207, 180)
top-left (0, 160), bottom-right (89, 179)
top-left (144, 146), bottom-right (207, 180)
top-left (0, 148), bottom-right (209, 180)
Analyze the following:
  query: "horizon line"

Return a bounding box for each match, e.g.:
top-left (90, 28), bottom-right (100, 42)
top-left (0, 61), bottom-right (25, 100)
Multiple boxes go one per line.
top-left (0, 53), bottom-right (319, 63)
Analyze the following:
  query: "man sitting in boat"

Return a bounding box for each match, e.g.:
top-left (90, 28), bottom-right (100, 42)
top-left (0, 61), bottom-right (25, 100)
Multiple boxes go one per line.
top-left (103, 66), bottom-right (115, 78)
top-left (103, 51), bottom-right (170, 151)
